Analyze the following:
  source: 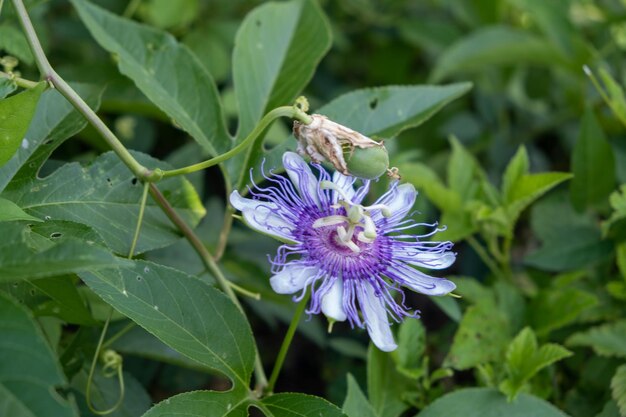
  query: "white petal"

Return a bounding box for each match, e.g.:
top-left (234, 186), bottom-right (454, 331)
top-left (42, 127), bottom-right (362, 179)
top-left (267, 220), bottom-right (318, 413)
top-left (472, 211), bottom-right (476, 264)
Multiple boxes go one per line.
top-left (373, 183), bottom-right (416, 223)
top-left (390, 264), bottom-right (456, 296)
top-left (331, 171), bottom-right (356, 203)
top-left (283, 152), bottom-right (321, 207)
top-left (359, 284), bottom-right (397, 352)
top-left (229, 191), bottom-right (297, 242)
top-left (321, 278), bottom-right (347, 322)
top-left (402, 251), bottom-right (456, 270)
top-left (270, 263), bottom-right (319, 294)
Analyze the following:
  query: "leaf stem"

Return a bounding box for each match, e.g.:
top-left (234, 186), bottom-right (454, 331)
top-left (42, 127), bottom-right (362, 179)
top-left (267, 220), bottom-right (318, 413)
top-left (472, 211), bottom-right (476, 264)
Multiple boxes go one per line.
top-left (148, 184), bottom-right (268, 391)
top-left (266, 291), bottom-right (310, 394)
top-left (466, 235), bottom-right (507, 280)
top-left (160, 106), bottom-right (312, 178)
top-left (127, 181), bottom-right (150, 259)
top-left (0, 70), bottom-right (39, 89)
top-left (10, 0), bottom-right (160, 182)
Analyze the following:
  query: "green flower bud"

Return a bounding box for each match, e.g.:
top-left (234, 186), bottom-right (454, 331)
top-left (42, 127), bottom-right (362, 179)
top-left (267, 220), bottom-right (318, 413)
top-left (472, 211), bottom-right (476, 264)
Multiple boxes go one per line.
top-left (344, 146), bottom-right (389, 180)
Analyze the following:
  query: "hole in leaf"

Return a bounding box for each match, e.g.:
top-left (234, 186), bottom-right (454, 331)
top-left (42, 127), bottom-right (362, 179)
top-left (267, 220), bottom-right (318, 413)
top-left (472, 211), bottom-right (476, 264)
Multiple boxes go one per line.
top-left (136, 276), bottom-right (142, 281)
top-left (369, 98), bottom-right (378, 110)
top-left (50, 232), bottom-right (62, 239)
top-left (131, 178), bottom-right (138, 185)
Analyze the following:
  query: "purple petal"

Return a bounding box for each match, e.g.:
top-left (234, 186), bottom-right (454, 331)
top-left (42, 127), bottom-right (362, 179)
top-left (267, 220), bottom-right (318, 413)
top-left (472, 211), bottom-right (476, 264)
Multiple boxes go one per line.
top-left (283, 152), bottom-right (321, 208)
top-left (230, 190), bottom-right (297, 243)
top-left (321, 277), bottom-right (347, 321)
top-left (270, 263), bottom-right (319, 294)
top-left (358, 283), bottom-right (397, 352)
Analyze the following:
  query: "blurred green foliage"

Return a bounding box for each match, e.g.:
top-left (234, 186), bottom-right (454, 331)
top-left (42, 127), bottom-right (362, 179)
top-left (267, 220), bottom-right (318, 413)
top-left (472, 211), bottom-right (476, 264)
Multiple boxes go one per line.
top-left (1, 0), bottom-right (626, 416)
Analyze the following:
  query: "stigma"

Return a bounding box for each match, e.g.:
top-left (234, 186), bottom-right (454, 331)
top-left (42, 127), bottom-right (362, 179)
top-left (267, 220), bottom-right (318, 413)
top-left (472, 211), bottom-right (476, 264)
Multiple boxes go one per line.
top-left (312, 181), bottom-right (391, 253)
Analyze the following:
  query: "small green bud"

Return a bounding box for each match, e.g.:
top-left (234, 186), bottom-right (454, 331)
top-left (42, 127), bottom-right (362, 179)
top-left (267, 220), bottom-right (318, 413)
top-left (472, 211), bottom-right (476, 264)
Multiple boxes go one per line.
top-left (344, 146), bottom-right (389, 180)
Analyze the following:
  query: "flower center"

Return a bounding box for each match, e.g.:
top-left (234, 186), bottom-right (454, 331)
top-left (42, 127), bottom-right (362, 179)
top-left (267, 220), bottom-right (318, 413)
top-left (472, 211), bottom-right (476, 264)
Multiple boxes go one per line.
top-left (311, 181), bottom-right (391, 254)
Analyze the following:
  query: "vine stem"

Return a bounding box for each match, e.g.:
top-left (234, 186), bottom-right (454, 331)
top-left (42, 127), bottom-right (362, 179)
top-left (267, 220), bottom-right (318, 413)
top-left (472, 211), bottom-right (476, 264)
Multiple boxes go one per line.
top-left (10, 0), bottom-right (158, 182)
top-left (0, 70), bottom-right (39, 89)
top-left (160, 106), bottom-right (311, 178)
top-left (148, 184), bottom-right (268, 391)
top-left (266, 291), bottom-right (310, 394)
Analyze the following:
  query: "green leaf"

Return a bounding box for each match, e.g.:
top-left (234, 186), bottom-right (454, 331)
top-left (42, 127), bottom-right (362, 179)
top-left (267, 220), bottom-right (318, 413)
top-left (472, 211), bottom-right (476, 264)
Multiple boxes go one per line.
top-left (445, 301), bottom-right (510, 370)
top-left (0, 82), bottom-right (46, 166)
top-left (0, 292), bottom-right (79, 417)
top-left (258, 83), bottom-right (472, 188)
top-left (567, 320), bottom-right (626, 358)
top-left (139, 0), bottom-right (199, 30)
top-left (0, 24), bottom-right (34, 65)
top-left (398, 162), bottom-right (462, 212)
top-left (3, 151), bottom-right (205, 255)
top-left (570, 109), bottom-right (616, 210)
top-left (0, 76), bottom-right (17, 99)
top-left (431, 295), bottom-right (462, 322)
top-left (140, 391), bottom-right (249, 417)
top-left (319, 83), bottom-right (472, 139)
top-left (229, 0), bottom-right (332, 186)
top-left (448, 136), bottom-right (483, 201)
top-left (71, 0), bottom-right (229, 156)
top-left (393, 319), bottom-right (426, 379)
top-left (507, 0), bottom-right (575, 57)
top-left (79, 260), bottom-right (256, 388)
top-left (233, 0), bottom-right (331, 139)
top-left (418, 388), bottom-right (569, 417)
top-left (0, 222), bottom-right (123, 282)
top-left (502, 146), bottom-right (530, 202)
top-left (0, 83), bottom-right (104, 192)
top-left (262, 393), bottom-right (347, 417)
top-left (618, 242), bottom-right (626, 281)
top-left (368, 345), bottom-right (411, 417)
top-left (431, 26), bottom-right (568, 82)
top-left (529, 288), bottom-right (597, 336)
top-left (526, 193), bottom-right (612, 271)
top-left (110, 325), bottom-right (214, 372)
top-left (30, 275), bottom-right (97, 325)
top-left (506, 173), bottom-right (573, 222)
top-left (500, 327), bottom-right (572, 400)
top-left (611, 365), bottom-right (626, 417)
top-left (343, 374), bottom-right (378, 417)
top-left (603, 185), bottom-right (626, 238)
top-left (73, 369), bottom-right (151, 417)
top-left (598, 67), bottom-right (626, 128)
top-left (0, 197), bottom-right (41, 222)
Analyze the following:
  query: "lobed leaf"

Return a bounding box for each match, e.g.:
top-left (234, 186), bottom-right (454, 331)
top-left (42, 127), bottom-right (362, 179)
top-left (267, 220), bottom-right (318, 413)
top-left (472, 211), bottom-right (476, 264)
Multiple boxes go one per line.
top-left (417, 388), bottom-right (569, 417)
top-left (3, 151), bottom-right (205, 255)
top-left (0, 83), bottom-right (104, 192)
top-left (261, 393), bottom-right (347, 417)
top-left (343, 374), bottom-right (377, 417)
top-left (566, 320), bottom-right (626, 358)
top-left (0, 292), bottom-right (79, 417)
top-left (445, 301), bottom-right (510, 370)
top-left (140, 390), bottom-right (249, 417)
top-left (500, 327), bottom-right (572, 400)
top-left (71, 0), bottom-right (230, 156)
top-left (229, 0), bottom-right (332, 186)
top-left (79, 260), bottom-right (256, 388)
top-left (0, 82), bottom-right (46, 166)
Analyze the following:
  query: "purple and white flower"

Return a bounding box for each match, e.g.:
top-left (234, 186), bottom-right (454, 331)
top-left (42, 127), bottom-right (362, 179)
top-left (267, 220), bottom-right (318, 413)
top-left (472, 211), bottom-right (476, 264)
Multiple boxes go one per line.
top-left (230, 152), bottom-right (456, 352)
